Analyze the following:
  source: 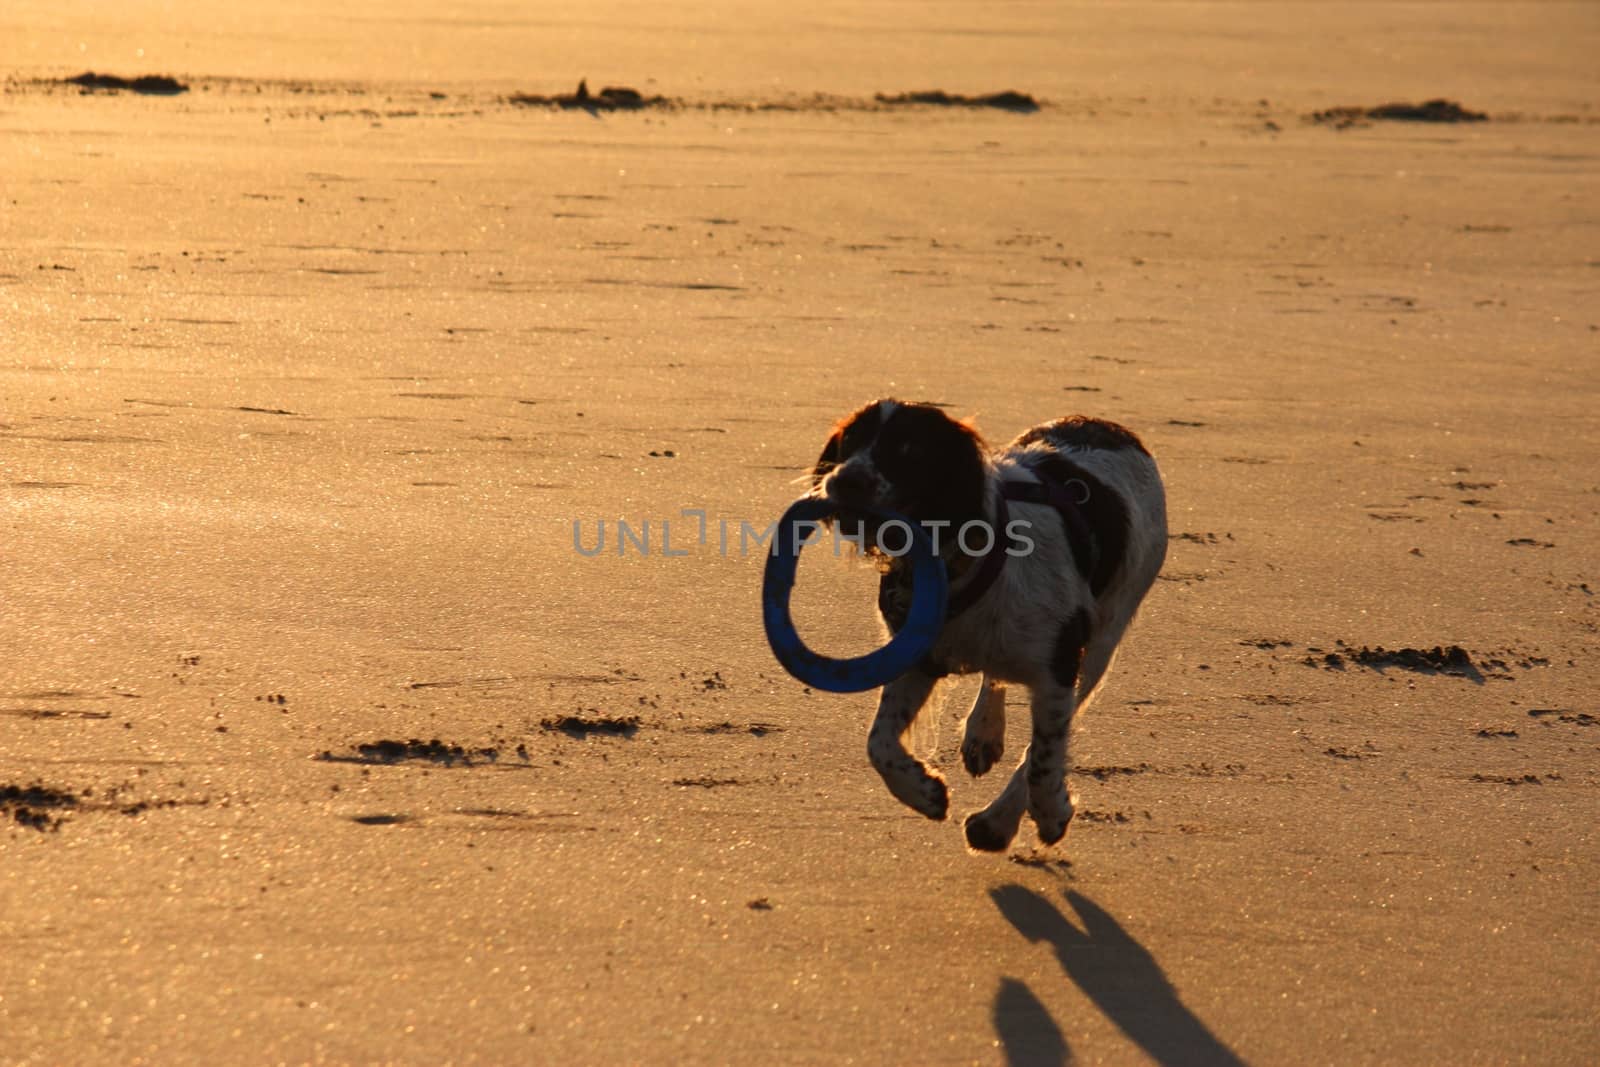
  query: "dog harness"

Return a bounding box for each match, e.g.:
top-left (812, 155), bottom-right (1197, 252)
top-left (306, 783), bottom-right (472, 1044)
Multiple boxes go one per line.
top-left (943, 468), bottom-right (1101, 619)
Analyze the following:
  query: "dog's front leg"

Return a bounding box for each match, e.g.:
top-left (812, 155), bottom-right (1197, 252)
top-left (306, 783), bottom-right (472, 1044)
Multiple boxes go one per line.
top-left (960, 675), bottom-right (1006, 777)
top-left (867, 669), bottom-right (948, 820)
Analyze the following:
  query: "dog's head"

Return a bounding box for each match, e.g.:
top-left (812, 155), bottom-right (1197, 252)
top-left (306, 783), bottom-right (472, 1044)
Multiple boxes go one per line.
top-left (809, 399), bottom-right (989, 534)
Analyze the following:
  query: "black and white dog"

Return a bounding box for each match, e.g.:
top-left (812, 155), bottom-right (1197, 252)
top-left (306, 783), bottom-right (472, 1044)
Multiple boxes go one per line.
top-left (809, 399), bottom-right (1167, 852)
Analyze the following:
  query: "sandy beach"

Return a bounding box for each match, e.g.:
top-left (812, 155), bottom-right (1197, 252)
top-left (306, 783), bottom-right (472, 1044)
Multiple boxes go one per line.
top-left (3, 3), bottom-right (1598, 1063)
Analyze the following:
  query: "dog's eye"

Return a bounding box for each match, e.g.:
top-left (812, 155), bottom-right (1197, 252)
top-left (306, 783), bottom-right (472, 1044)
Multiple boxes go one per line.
top-left (841, 425), bottom-right (873, 454)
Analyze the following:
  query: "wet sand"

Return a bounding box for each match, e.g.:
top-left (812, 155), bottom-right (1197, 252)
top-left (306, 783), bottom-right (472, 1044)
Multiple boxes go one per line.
top-left (2, 3), bottom-right (1598, 1063)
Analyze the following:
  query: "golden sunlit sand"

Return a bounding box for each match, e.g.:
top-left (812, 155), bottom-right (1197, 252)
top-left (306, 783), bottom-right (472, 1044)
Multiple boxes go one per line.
top-left (2, 3), bottom-right (1597, 1063)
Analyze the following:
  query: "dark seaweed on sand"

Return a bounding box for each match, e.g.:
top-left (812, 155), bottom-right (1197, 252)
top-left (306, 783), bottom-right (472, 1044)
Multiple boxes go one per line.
top-left (540, 714), bottom-right (641, 739)
top-left (504, 82), bottom-right (1040, 114)
top-left (317, 738), bottom-right (500, 766)
top-left (876, 89), bottom-right (1040, 112)
top-left (63, 72), bottom-right (189, 96)
top-left (508, 79), bottom-right (666, 111)
top-left (1308, 644), bottom-right (1483, 681)
top-left (1311, 99), bottom-right (1486, 128)
top-left (2, 782), bottom-right (81, 832)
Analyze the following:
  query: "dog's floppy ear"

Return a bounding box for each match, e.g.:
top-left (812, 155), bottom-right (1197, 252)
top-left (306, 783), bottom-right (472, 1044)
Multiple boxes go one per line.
top-left (811, 429), bottom-right (843, 488)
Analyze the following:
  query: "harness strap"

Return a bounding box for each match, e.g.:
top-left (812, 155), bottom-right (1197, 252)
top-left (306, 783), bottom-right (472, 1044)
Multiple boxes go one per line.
top-left (944, 475), bottom-right (1099, 620)
top-left (1000, 478), bottom-right (1100, 586)
top-left (943, 494), bottom-right (1011, 617)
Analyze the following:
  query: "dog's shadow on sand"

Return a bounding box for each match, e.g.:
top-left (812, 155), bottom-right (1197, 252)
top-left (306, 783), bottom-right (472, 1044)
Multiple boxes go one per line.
top-left (991, 886), bottom-right (1246, 1067)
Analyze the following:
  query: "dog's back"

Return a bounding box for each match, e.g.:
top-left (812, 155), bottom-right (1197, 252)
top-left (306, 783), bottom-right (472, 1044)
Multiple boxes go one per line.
top-left (1000, 415), bottom-right (1167, 615)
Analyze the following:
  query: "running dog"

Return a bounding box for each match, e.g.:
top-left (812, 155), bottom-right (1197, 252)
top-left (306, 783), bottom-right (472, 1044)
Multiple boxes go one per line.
top-left (809, 399), bottom-right (1167, 851)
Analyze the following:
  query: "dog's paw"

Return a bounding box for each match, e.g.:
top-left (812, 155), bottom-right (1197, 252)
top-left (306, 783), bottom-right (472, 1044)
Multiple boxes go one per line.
top-left (916, 774), bottom-right (950, 821)
top-left (879, 763), bottom-right (949, 821)
top-left (963, 811), bottom-right (1016, 852)
top-left (1028, 799), bottom-right (1075, 847)
top-left (961, 735), bottom-right (1004, 778)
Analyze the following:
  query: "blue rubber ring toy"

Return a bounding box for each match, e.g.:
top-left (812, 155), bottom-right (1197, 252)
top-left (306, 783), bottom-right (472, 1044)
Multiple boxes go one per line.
top-left (761, 497), bottom-right (949, 693)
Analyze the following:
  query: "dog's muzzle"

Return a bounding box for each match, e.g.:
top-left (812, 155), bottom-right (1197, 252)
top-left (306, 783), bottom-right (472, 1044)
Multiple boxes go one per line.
top-left (823, 465), bottom-right (879, 506)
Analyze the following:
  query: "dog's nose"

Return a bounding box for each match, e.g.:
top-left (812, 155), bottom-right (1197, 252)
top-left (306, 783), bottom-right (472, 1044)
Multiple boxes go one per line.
top-left (827, 465), bottom-right (874, 503)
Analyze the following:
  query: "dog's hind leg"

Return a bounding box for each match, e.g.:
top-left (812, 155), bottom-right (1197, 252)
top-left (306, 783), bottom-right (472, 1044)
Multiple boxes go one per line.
top-left (962, 750), bottom-right (1030, 852)
top-left (960, 675), bottom-right (1006, 777)
top-left (1023, 609), bottom-right (1091, 845)
top-left (1024, 682), bottom-right (1079, 845)
top-left (867, 669), bottom-right (949, 820)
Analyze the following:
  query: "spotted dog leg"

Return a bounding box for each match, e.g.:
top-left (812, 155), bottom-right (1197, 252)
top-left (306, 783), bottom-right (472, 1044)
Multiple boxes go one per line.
top-left (867, 669), bottom-right (948, 820)
top-left (1024, 684), bottom-right (1079, 844)
top-left (960, 675), bottom-right (1006, 777)
top-left (963, 747), bottom-right (1030, 852)
top-left (1025, 610), bottom-right (1091, 845)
